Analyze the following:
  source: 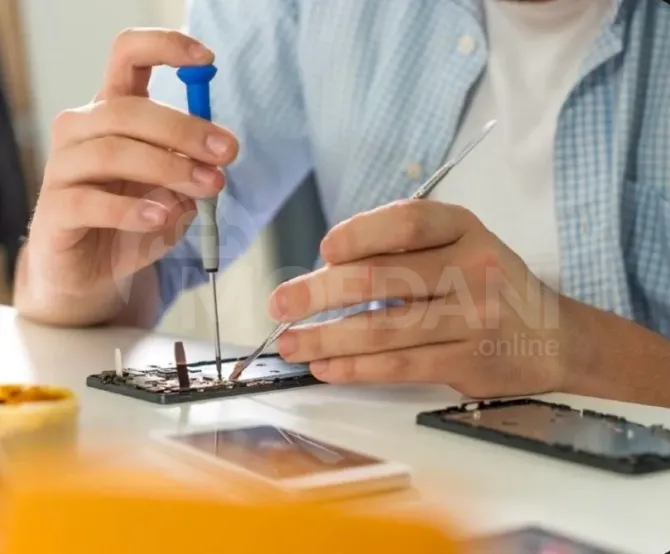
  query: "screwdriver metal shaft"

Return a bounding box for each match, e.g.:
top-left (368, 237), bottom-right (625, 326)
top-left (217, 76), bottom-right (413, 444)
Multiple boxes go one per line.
top-left (177, 64), bottom-right (223, 378)
top-left (210, 272), bottom-right (223, 380)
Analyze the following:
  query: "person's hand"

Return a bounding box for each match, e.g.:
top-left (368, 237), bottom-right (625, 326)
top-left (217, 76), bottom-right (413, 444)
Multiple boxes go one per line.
top-left (18, 29), bottom-right (238, 324)
top-left (270, 200), bottom-right (567, 399)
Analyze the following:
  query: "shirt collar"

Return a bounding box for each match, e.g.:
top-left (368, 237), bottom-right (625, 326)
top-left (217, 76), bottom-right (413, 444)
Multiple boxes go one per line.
top-left (449, 0), bottom-right (632, 29)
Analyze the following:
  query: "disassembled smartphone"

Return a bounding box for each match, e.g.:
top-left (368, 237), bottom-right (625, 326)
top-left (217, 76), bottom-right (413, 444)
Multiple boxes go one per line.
top-left (467, 526), bottom-right (628, 554)
top-left (86, 352), bottom-right (320, 405)
top-left (416, 398), bottom-right (670, 475)
top-left (153, 424), bottom-right (411, 501)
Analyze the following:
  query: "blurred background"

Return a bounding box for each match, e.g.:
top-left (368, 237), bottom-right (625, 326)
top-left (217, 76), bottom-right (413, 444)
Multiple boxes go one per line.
top-left (0, 0), bottom-right (324, 346)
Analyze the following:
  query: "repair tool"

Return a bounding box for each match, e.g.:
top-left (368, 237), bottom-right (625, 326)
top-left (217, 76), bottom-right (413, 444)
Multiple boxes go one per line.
top-left (230, 119), bottom-right (499, 381)
top-left (174, 341), bottom-right (191, 390)
top-left (177, 64), bottom-right (223, 381)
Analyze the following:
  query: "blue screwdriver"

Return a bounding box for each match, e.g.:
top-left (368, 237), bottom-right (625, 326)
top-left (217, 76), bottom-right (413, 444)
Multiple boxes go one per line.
top-left (177, 64), bottom-right (223, 380)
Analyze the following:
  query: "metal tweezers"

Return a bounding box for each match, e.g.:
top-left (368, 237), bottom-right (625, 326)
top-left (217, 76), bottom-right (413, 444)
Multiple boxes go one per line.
top-left (229, 119), bottom-right (498, 381)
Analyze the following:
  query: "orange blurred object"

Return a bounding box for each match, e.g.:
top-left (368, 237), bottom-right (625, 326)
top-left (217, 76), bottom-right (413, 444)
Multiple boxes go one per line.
top-left (2, 455), bottom-right (463, 554)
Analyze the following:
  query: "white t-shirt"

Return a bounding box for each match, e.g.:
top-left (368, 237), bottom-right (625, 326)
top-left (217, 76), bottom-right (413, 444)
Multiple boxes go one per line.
top-left (429, 0), bottom-right (612, 291)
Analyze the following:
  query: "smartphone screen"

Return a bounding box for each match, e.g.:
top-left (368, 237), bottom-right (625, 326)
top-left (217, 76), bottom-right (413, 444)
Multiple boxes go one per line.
top-left (170, 426), bottom-right (383, 480)
top-left (440, 401), bottom-right (670, 459)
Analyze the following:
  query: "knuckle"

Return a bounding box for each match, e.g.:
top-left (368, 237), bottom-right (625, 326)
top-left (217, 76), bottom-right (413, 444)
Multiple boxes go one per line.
top-left (115, 27), bottom-right (137, 42)
top-left (451, 204), bottom-right (479, 228)
top-left (449, 203), bottom-right (471, 220)
top-left (304, 328), bottom-right (325, 360)
top-left (113, 27), bottom-right (139, 59)
top-left (396, 203), bottom-right (425, 246)
top-left (51, 109), bottom-right (79, 139)
top-left (96, 97), bottom-right (134, 132)
top-left (329, 221), bottom-right (355, 258)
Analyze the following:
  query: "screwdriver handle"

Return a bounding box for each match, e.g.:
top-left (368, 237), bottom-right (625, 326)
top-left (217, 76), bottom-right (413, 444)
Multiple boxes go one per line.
top-left (177, 65), bottom-right (220, 273)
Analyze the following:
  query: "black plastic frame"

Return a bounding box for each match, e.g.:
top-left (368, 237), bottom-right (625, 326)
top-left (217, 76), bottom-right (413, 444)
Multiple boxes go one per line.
top-left (416, 398), bottom-right (670, 475)
top-left (86, 354), bottom-right (321, 405)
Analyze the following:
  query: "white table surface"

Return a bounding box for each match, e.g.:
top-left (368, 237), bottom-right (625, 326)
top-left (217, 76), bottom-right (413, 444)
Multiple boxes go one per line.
top-left (1, 304), bottom-right (668, 553)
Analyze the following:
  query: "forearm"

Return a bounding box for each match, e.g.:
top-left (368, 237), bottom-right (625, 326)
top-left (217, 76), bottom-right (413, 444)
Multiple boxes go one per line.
top-left (13, 244), bottom-right (159, 329)
top-left (560, 295), bottom-right (670, 407)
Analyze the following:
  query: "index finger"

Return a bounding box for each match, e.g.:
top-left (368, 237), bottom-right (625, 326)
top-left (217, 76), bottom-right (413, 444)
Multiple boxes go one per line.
top-left (98, 28), bottom-right (214, 100)
top-left (321, 200), bottom-right (479, 265)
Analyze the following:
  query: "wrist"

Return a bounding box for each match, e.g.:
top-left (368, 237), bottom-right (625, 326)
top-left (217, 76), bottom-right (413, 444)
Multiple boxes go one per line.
top-left (14, 242), bottom-right (128, 328)
top-left (553, 294), bottom-right (606, 396)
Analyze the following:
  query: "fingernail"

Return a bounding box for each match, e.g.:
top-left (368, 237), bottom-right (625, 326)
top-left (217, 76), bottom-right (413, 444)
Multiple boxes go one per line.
top-left (278, 333), bottom-right (298, 357)
top-left (269, 289), bottom-right (289, 320)
top-left (192, 165), bottom-right (219, 185)
top-left (139, 201), bottom-right (167, 227)
top-left (206, 134), bottom-right (230, 158)
top-left (189, 43), bottom-right (210, 60)
top-left (311, 360), bottom-right (329, 375)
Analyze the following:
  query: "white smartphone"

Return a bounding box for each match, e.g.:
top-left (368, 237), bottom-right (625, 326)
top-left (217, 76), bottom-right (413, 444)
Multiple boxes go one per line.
top-left (154, 424), bottom-right (411, 502)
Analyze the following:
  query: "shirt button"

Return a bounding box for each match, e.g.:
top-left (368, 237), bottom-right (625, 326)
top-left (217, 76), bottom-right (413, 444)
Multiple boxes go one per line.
top-left (457, 35), bottom-right (477, 55)
top-left (405, 162), bottom-right (423, 180)
top-left (581, 217), bottom-right (589, 235)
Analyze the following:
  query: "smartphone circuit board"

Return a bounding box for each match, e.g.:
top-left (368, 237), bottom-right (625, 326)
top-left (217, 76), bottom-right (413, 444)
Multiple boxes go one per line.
top-left (86, 354), bottom-right (320, 405)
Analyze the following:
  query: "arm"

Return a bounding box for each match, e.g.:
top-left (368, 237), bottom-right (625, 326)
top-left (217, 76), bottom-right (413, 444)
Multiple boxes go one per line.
top-left (560, 295), bottom-right (670, 407)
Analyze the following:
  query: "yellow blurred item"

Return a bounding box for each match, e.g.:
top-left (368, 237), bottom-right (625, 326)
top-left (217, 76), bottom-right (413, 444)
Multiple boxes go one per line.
top-left (3, 459), bottom-right (462, 554)
top-left (0, 384), bottom-right (72, 405)
top-left (0, 384), bottom-right (78, 461)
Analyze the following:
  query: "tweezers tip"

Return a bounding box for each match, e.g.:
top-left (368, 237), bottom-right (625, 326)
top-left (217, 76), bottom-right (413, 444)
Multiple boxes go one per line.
top-left (229, 359), bottom-right (246, 381)
top-left (483, 119), bottom-right (498, 133)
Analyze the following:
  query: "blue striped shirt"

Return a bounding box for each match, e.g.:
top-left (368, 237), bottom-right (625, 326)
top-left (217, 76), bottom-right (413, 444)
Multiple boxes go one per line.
top-left (150, 0), bottom-right (670, 336)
